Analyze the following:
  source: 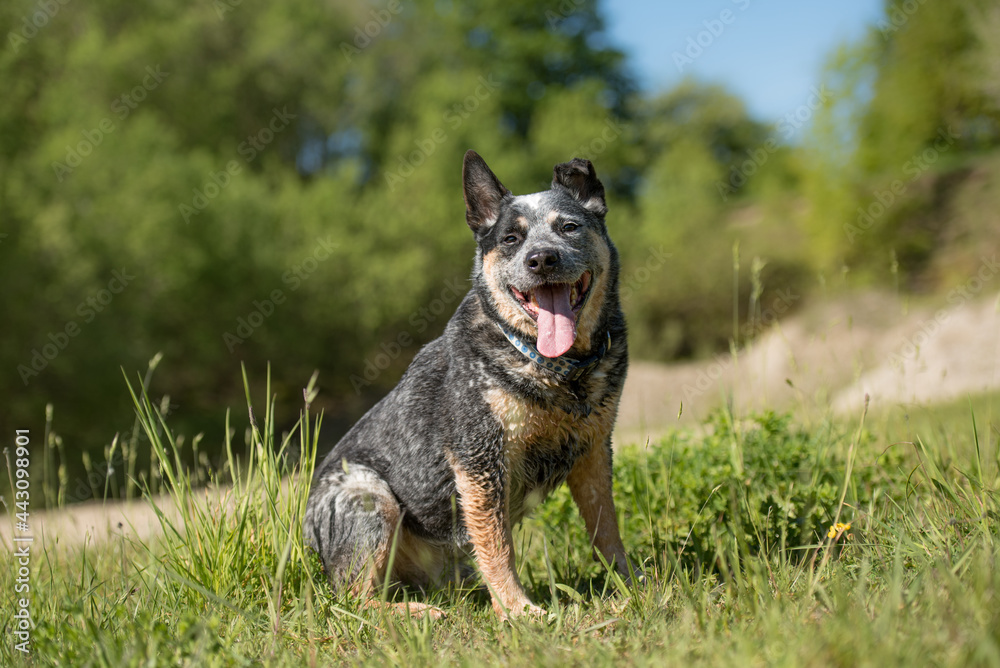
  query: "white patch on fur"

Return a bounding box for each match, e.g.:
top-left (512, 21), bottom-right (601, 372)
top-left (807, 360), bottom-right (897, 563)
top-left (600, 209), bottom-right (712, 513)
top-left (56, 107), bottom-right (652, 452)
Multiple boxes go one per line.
top-left (514, 192), bottom-right (546, 213)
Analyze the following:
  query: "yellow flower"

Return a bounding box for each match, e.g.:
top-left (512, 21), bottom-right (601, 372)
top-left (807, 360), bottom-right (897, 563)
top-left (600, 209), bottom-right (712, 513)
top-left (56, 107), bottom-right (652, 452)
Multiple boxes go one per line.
top-left (827, 522), bottom-right (852, 539)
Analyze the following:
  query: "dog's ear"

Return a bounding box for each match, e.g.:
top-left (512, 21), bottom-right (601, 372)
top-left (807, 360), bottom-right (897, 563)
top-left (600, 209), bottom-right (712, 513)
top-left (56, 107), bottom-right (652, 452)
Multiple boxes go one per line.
top-left (552, 158), bottom-right (607, 217)
top-left (463, 150), bottom-right (511, 233)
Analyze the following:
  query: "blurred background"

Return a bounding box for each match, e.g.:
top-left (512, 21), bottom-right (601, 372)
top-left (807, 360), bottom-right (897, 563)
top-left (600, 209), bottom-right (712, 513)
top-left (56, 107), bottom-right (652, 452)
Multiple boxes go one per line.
top-left (3, 0), bottom-right (999, 502)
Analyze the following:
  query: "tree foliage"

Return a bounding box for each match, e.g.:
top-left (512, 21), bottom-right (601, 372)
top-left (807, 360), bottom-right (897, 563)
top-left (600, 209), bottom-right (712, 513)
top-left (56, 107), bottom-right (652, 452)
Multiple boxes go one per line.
top-left (2, 0), bottom-right (998, 471)
top-left (800, 0), bottom-right (1000, 280)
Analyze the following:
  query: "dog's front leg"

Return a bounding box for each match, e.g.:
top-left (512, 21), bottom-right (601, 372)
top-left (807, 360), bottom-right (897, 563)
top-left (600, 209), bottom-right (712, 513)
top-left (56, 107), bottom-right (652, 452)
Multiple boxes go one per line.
top-left (451, 457), bottom-right (540, 619)
top-left (566, 438), bottom-right (638, 582)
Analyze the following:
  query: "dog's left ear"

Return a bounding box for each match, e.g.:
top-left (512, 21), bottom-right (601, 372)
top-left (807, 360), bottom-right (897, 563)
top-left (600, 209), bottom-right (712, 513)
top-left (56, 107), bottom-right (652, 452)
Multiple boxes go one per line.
top-left (552, 158), bottom-right (607, 217)
top-left (463, 150), bottom-right (511, 234)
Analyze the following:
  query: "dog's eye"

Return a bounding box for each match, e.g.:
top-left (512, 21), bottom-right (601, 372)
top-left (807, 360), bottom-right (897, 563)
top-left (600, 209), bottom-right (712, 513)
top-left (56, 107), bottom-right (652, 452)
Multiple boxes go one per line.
top-left (503, 234), bottom-right (520, 245)
top-left (561, 222), bottom-right (580, 232)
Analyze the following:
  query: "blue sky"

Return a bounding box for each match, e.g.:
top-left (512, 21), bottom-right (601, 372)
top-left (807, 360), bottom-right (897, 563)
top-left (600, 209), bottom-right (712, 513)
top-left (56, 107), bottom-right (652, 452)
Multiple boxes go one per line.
top-left (601, 0), bottom-right (885, 125)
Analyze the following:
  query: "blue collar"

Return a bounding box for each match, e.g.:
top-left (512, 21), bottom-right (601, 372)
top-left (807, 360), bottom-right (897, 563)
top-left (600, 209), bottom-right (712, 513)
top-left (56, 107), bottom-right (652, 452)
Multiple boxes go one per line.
top-left (497, 322), bottom-right (611, 382)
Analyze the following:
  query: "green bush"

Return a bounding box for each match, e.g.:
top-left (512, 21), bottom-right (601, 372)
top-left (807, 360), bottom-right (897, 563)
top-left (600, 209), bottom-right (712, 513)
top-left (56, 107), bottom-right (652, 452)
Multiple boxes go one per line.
top-left (532, 411), bottom-right (902, 577)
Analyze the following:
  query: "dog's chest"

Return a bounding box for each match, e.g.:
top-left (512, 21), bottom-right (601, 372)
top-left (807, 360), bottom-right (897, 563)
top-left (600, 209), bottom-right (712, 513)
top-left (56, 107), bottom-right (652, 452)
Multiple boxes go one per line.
top-left (485, 386), bottom-right (617, 522)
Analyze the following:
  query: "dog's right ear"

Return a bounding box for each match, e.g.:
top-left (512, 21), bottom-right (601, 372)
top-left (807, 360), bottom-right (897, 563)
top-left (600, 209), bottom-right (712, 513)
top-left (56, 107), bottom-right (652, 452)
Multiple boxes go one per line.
top-left (463, 150), bottom-right (511, 234)
top-left (552, 158), bottom-right (607, 217)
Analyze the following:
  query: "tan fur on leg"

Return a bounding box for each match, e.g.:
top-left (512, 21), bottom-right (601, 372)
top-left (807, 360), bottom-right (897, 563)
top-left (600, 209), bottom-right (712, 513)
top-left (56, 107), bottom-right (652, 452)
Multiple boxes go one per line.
top-left (452, 465), bottom-right (541, 618)
top-left (566, 440), bottom-right (633, 579)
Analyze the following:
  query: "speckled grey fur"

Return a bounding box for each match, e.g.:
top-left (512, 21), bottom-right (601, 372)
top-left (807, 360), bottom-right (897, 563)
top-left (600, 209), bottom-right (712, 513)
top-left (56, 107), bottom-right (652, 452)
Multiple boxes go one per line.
top-left (304, 151), bottom-right (630, 600)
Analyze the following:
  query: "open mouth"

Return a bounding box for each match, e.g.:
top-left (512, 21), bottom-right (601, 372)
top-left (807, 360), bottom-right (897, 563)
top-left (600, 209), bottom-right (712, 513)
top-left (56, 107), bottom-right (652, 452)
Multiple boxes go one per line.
top-left (510, 272), bottom-right (591, 319)
top-left (509, 272), bottom-right (591, 358)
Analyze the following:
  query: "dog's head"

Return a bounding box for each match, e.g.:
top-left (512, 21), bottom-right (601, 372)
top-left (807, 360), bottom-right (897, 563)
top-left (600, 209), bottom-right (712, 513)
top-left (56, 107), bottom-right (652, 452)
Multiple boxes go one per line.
top-left (463, 150), bottom-right (619, 358)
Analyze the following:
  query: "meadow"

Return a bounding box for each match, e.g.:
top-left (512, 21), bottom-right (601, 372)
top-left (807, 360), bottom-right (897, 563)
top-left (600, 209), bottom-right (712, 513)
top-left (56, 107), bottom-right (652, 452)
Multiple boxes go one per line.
top-left (3, 363), bottom-right (999, 667)
top-left (5, 1), bottom-right (1000, 664)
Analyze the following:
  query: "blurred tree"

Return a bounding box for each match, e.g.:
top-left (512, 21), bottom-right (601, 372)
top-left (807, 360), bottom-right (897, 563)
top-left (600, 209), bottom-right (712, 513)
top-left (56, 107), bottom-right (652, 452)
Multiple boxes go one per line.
top-left (797, 39), bottom-right (877, 272)
top-left (858, 0), bottom-right (998, 176)
top-left (0, 0), bottom-right (637, 482)
top-left (4, 0), bottom-right (998, 498)
top-left (622, 82), bottom-right (802, 359)
top-left (971, 1), bottom-right (1000, 111)
top-left (801, 0), bottom-right (1000, 281)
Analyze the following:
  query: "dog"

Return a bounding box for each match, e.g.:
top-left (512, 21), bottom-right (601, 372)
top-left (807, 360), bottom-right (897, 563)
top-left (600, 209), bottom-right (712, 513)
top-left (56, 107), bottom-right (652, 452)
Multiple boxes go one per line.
top-left (304, 150), bottom-right (635, 618)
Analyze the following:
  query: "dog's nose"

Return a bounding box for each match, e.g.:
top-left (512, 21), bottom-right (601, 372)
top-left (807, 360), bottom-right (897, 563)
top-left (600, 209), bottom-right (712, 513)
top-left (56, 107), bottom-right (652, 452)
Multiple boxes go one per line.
top-left (526, 248), bottom-right (560, 275)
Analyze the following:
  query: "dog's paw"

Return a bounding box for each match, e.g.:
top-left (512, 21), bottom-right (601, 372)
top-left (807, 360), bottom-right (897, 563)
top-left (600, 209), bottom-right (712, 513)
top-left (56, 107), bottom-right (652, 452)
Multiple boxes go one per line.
top-left (403, 602), bottom-right (448, 620)
top-left (523, 603), bottom-right (547, 618)
top-left (364, 600), bottom-right (447, 620)
top-left (516, 603), bottom-right (555, 624)
top-left (496, 599), bottom-right (547, 622)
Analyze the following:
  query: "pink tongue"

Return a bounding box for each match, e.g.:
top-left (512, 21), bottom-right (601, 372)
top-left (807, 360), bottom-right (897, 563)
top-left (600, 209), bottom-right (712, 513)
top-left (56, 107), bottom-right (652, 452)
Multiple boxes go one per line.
top-left (534, 284), bottom-right (577, 358)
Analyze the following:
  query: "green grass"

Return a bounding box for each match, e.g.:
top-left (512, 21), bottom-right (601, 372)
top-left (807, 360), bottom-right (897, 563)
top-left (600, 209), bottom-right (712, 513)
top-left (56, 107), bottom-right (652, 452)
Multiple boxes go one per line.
top-left (3, 369), bottom-right (1000, 667)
